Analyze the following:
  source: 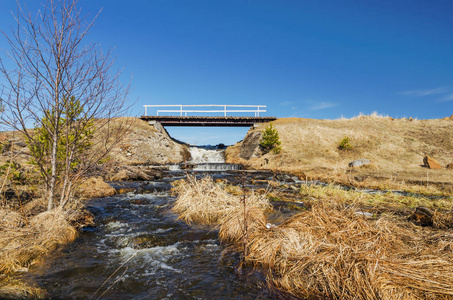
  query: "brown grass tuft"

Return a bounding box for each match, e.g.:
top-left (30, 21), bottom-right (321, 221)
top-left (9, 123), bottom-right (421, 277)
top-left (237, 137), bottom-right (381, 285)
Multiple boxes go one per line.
top-left (433, 211), bottom-right (453, 229)
top-left (219, 206), bottom-right (267, 244)
top-left (0, 209), bottom-right (77, 274)
top-left (240, 200), bottom-right (453, 299)
top-left (172, 175), bottom-right (270, 225)
top-left (0, 210), bottom-right (25, 229)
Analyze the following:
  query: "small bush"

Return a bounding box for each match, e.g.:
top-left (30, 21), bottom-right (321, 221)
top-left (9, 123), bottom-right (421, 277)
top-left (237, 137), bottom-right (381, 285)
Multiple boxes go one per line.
top-left (338, 136), bottom-right (352, 150)
top-left (260, 123), bottom-right (282, 154)
top-left (0, 160), bottom-right (26, 184)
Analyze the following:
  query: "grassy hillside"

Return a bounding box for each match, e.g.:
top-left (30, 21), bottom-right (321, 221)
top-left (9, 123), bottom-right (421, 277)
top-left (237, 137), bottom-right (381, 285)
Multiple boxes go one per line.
top-left (226, 114), bottom-right (453, 194)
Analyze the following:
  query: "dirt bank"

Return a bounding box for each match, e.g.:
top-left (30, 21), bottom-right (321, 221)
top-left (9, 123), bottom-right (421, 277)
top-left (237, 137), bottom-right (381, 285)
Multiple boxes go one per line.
top-left (226, 115), bottom-right (453, 194)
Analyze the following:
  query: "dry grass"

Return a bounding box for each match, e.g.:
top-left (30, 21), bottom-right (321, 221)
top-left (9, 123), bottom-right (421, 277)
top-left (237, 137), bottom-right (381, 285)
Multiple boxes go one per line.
top-left (298, 183), bottom-right (453, 212)
top-left (219, 206), bottom-right (267, 244)
top-left (173, 176), bottom-right (453, 299)
top-left (172, 175), bottom-right (270, 225)
top-left (0, 207), bottom-right (78, 274)
top-left (226, 115), bottom-right (453, 194)
top-left (242, 201), bottom-right (453, 299)
top-left (433, 211), bottom-right (453, 229)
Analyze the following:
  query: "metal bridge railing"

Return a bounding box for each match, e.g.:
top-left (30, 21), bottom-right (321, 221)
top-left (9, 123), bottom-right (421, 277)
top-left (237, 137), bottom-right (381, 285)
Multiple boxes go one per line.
top-left (143, 104), bottom-right (267, 117)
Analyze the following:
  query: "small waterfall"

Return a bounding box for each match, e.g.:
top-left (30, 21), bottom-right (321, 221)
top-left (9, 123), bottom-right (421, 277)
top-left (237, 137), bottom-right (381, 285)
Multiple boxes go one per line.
top-left (189, 146), bottom-right (225, 164)
top-left (169, 145), bottom-right (242, 171)
top-left (192, 163), bottom-right (242, 171)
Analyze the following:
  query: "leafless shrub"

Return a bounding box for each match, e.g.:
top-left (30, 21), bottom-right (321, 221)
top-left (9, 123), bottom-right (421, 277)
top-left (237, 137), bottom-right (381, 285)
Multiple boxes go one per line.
top-left (0, 0), bottom-right (130, 210)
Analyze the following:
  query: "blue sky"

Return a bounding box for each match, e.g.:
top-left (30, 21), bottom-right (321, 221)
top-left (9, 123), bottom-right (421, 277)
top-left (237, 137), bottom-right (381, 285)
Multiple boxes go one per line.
top-left (1, 1), bottom-right (452, 145)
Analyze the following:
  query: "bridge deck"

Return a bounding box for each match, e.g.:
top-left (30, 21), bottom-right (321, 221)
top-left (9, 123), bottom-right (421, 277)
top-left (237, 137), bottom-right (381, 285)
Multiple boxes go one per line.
top-left (140, 116), bottom-right (277, 127)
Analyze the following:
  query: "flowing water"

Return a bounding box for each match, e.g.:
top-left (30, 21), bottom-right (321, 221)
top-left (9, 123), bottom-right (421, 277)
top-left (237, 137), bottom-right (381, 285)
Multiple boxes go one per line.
top-left (168, 145), bottom-right (242, 172)
top-left (24, 146), bottom-right (428, 299)
top-left (24, 147), bottom-right (276, 299)
top-left (188, 146), bottom-right (225, 163)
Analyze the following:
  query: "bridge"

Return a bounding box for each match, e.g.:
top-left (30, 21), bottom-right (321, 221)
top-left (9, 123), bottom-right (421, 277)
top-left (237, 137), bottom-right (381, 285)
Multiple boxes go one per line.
top-left (140, 105), bottom-right (276, 127)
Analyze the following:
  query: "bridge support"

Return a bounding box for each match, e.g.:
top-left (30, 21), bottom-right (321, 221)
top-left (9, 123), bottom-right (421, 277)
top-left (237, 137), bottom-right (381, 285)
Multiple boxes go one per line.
top-left (148, 120), bottom-right (165, 134)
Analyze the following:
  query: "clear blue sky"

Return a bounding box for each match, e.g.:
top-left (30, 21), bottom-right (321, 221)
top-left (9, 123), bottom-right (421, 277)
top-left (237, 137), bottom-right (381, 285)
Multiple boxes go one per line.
top-left (1, 1), bottom-right (452, 145)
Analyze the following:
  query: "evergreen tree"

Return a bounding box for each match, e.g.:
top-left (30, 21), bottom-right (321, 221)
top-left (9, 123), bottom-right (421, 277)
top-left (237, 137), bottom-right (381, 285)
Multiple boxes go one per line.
top-left (28, 96), bottom-right (94, 178)
top-left (260, 123), bottom-right (282, 154)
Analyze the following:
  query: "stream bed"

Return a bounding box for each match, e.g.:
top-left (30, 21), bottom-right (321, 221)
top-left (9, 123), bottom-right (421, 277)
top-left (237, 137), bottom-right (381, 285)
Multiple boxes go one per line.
top-left (22, 146), bottom-right (441, 299)
top-left (24, 170), bottom-right (279, 299)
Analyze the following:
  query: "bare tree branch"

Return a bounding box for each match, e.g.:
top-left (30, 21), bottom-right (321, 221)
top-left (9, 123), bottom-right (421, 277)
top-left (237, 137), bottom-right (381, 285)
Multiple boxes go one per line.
top-left (1, 0), bottom-right (130, 210)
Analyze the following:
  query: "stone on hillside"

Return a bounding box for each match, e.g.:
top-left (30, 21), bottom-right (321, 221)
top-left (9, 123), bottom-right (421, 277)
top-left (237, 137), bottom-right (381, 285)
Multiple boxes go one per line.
top-left (77, 177), bottom-right (116, 199)
top-left (239, 131), bottom-right (263, 160)
top-left (110, 166), bottom-right (162, 181)
top-left (423, 156), bottom-right (441, 170)
top-left (348, 159), bottom-right (371, 168)
top-left (67, 209), bottom-right (95, 229)
top-left (409, 206), bottom-right (433, 227)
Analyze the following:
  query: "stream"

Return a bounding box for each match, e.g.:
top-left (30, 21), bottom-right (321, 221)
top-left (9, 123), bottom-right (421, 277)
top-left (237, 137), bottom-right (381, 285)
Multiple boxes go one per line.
top-left (23, 146), bottom-right (439, 299)
top-left (24, 146), bottom-right (280, 299)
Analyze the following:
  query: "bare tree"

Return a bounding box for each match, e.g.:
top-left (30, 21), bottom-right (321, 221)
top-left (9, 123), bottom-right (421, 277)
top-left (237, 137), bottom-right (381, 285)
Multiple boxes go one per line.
top-left (0, 0), bottom-right (130, 210)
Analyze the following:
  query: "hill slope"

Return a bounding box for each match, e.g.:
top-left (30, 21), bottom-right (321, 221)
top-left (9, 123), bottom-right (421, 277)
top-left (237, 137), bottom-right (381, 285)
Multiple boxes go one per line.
top-left (0, 117), bottom-right (190, 168)
top-left (226, 115), bottom-right (453, 194)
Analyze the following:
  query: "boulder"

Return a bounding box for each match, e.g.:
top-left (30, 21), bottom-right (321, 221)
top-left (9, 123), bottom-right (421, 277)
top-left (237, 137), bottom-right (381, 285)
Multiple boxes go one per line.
top-left (239, 131), bottom-right (263, 160)
top-left (110, 166), bottom-right (162, 181)
top-left (409, 206), bottom-right (433, 227)
top-left (423, 156), bottom-right (441, 170)
top-left (66, 209), bottom-right (95, 229)
top-left (77, 177), bottom-right (116, 199)
top-left (446, 163), bottom-right (453, 170)
top-left (348, 159), bottom-right (371, 168)
top-left (29, 210), bottom-right (77, 243)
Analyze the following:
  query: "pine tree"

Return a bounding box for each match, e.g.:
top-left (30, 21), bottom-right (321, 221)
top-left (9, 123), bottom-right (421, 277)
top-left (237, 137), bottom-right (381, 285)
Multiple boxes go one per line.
top-left (260, 123), bottom-right (282, 154)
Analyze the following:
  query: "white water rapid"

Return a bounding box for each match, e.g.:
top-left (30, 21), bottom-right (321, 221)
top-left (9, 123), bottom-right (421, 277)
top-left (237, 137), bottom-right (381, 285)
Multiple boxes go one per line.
top-left (188, 146), bottom-right (225, 164)
top-left (168, 146), bottom-right (241, 171)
